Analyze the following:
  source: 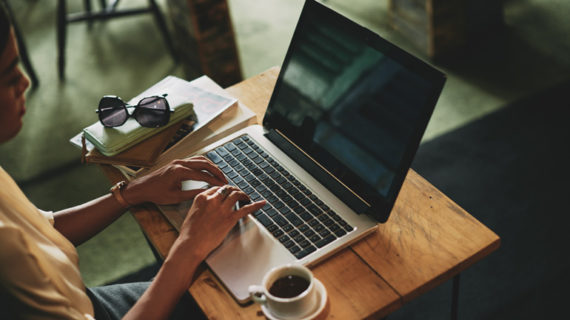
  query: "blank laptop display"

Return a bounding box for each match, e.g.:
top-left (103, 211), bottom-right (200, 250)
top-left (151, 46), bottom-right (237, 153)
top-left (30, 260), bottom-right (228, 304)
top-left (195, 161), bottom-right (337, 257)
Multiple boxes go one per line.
top-left (161, 0), bottom-right (445, 303)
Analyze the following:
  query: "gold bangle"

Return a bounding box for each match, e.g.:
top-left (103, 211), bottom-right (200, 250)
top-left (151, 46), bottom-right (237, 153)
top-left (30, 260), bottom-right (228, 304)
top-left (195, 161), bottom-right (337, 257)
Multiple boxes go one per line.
top-left (110, 181), bottom-right (131, 208)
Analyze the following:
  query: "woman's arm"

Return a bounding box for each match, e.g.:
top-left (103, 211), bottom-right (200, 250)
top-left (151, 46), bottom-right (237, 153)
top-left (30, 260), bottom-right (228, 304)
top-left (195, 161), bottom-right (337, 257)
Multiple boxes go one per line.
top-left (53, 157), bottom-right (227, 246)
top-left (123, 186), bottom-right (266, 320)
top-left (52, 193), bottom-right (129, 246)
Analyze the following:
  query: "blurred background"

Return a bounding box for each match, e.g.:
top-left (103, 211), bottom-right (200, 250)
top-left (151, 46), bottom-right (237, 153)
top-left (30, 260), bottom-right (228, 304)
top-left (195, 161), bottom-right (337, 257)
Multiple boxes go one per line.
top-left (2, 0), bottom-right (569, 319)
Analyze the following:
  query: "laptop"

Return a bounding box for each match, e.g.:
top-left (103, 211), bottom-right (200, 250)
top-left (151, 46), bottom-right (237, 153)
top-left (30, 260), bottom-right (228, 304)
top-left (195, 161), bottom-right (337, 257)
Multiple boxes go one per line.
top-left (162, 0), bottom-right (445, 303)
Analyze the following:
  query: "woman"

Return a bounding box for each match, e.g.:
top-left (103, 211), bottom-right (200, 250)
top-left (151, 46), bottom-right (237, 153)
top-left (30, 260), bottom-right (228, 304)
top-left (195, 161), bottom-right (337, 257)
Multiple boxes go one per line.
top-left (0, 6), bottom-right (265, 319)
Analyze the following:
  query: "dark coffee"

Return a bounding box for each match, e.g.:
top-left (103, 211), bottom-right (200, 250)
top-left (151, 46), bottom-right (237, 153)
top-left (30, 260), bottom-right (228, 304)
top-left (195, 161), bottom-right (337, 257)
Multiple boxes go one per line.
top-left (269, 275), bottom-right (310, 298)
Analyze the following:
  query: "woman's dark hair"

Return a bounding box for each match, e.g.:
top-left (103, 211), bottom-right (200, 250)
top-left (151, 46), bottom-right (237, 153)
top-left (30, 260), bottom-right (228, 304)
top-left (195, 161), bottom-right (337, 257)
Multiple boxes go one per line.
top-left (0, 3), bottom-right (12, 54)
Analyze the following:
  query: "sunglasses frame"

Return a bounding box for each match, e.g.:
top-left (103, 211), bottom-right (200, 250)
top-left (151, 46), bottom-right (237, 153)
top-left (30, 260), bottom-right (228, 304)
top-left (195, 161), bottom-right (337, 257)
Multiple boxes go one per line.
top-left (96, 93), bottom-right (174, 128)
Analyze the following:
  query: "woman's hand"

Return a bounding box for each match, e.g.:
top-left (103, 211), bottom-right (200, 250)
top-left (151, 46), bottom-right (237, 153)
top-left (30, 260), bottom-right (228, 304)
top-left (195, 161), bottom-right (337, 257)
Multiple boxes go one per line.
top-left (123, 156), bottom-right (227, 206)
top-left (175, 185), bottom-right (266, 261)
top-left (123, 186), bottom-right (265, 320)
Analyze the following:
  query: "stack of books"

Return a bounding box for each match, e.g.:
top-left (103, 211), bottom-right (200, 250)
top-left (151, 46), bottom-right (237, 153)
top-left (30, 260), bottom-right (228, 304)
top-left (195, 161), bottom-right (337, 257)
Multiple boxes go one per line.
top-left (71, 75), bottom-right (256, 178)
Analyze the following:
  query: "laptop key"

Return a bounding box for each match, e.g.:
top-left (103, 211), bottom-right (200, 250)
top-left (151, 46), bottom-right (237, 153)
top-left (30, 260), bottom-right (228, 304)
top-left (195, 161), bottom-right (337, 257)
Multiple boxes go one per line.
top-left (273, 201), bottom-right (284, 210)
top-left (261, 190), bottom-right (272, 198)
top-left (256, 214), bottom-right (272, 227)
top-left (284, 213), bottom-right (303, 227)
top-left (309, 234), bottom-right (321, 243)
top-left (300, 212), bottom-right (313, 222)
top-left (294, 245), bottom-right (316, 259)
top-left (315, 235), bottom-right (336, 248)
top-left (264, 208), bottom-right (278, 217)
top-left (334, 229), bottom-right (347, 237)
top-left (318, 229), bottom-right (332, 238)
top-left (278, 206), bottom-right (291, 215)
top-left (272, 215), bottom-right (288, 227)
top-left (298, 239), bottom-right (311, 249)
top-left (215, 147), bottom-right (229, 158)
top-left (289, 245), bottom-right (301, 254)
top-left (322, 218), bottom-right (335, 227)
top-left (279, 235), bottom-right (291, 244)
top-left (307, 204), bottom-right (322, 216)
top-left (288, 230), bottom-right (300, 237)
top-left (226, 170), bottom-right (238, 180)
top-left (303, 229), bottom-right (315, 237)
top-left (236, 141), bottom-right (247, 150)
top-left (284, 240), bottom-right (295, 248)
top-left (313, 223), bottom-right (325, 232)
top-left (206, 151), bottom-right (223, 164)
top-left (293, 234), bottom-right (305, 243)
top-left (225, 142), bottom-right (236, 151)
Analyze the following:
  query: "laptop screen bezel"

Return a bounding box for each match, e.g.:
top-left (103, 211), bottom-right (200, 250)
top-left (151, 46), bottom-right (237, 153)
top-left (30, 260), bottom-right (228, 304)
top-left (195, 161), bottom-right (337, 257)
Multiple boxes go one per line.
top-left (262, 0), bottom-right (446, 222)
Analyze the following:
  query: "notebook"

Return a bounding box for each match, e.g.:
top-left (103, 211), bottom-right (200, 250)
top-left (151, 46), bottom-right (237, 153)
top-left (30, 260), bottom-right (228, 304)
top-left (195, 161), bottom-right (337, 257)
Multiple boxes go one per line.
top-left (159, 0), bottom-right (445, 303)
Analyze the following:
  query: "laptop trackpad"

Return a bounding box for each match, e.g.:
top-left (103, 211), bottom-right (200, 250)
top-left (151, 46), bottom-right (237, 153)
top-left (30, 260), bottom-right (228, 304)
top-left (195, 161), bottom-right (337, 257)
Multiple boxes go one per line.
top-left (205, 216), bottom-right (294, 303)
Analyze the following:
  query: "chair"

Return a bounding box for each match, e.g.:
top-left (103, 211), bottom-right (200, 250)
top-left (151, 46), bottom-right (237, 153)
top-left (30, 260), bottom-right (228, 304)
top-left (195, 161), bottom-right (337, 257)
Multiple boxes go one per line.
top-left (56, 0), bottom-right (177, 80)
top-left (2, 0), bottom-right (39, 88)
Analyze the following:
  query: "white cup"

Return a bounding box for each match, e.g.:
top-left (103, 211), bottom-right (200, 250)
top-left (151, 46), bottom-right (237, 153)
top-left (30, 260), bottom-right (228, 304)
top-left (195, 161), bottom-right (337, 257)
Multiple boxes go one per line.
top-left (249, 264), bottom-right (318, 319)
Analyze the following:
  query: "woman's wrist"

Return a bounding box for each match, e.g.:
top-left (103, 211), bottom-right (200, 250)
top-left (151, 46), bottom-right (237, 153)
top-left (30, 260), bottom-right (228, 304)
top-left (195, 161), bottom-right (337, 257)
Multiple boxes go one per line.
top-left (110, 181), bottom-right (133, 208)
top-left (120, 179), bottom-right (148, 207)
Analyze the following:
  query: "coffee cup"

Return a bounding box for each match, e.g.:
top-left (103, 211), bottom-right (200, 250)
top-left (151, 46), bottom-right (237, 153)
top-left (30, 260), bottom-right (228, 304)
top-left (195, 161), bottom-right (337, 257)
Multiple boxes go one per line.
top-left (249, 264), bottom-right (318, 319)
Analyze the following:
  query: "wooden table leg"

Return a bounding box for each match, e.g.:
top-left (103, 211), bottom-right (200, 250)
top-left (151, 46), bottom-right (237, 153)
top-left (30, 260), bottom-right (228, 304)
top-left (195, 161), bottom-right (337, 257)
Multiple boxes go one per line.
top-left (451, 274), bottom-right (461, 320)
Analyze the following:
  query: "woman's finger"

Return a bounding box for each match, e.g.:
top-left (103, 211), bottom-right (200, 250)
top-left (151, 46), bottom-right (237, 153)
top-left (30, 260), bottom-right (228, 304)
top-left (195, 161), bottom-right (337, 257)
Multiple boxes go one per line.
top-left (235, 200), bottom-right (266, 220)
top-left (223, 189), bottom-right (250, 208)
top-left (217, 185), bottom-right (242, 202)
top-left (202, 186), bottom-right (222, 197)
top-left (174, 158), bottom-right (227, 183)
top-left (183, 170), bottom-right (227, 187)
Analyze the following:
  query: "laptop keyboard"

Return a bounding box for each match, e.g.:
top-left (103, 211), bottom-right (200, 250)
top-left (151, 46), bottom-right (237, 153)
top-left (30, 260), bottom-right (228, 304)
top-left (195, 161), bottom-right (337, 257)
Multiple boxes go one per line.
top-left (206, 134), bottom-right (354, 260)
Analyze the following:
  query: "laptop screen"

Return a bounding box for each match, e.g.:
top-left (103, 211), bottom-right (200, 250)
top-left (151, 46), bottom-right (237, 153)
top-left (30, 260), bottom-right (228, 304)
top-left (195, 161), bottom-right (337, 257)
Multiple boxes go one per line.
top-left (263, 0), bottom-right (445, 222)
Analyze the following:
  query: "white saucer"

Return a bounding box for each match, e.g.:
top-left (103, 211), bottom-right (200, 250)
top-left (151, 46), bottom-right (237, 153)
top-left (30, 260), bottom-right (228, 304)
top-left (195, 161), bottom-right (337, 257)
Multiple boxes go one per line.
top-left (261, 278), bottom-right (328, 320)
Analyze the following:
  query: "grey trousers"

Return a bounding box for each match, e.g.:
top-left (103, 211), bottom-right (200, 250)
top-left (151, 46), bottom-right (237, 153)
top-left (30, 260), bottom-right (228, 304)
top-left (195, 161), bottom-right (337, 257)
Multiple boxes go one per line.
top-left (87, 282), bottom-right (206, 320)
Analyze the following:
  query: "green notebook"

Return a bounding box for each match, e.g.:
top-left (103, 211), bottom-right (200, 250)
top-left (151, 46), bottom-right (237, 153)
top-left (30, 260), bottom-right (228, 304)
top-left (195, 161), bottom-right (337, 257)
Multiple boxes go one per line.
top-left (83, 103), bottom-right (196, 157)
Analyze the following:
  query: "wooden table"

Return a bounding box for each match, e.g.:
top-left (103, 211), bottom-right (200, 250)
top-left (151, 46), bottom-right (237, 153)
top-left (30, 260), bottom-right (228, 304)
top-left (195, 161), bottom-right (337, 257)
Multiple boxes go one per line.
top-left (100, 67), bottom-right (500, 319)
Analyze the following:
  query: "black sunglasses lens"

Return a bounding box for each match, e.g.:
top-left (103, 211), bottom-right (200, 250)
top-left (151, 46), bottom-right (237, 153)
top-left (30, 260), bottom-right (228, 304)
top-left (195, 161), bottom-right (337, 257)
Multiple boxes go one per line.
top-left (98, 97), bottom-right (127, 127)
top-left (134, 97), bottom-right (170, 127)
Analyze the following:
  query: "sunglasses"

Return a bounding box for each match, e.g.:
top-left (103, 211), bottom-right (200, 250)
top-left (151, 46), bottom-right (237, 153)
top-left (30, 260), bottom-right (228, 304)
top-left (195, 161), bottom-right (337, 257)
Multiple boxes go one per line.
top-left (96, 94), bottom-right (173, 128)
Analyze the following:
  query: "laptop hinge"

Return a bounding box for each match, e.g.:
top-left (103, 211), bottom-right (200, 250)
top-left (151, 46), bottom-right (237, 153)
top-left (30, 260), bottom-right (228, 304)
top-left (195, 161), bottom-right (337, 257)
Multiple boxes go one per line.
top-left (265, 129), bottom-right (369, 214)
